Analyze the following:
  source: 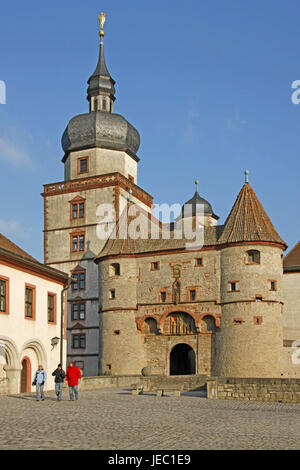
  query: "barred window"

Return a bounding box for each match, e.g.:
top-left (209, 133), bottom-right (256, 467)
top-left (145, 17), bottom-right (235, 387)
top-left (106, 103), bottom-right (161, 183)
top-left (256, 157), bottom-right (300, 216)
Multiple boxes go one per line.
top-left (0, 280), bottom-right (6, 312)
top-left (25, 287), bottom-right (34, 318)
top-left (48, 294), bottom-right (55, 323)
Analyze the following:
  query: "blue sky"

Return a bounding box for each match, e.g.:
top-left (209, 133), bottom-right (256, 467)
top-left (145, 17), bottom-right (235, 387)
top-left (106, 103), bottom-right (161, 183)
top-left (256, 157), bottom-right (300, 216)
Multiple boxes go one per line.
top-left (0, 0), bottom-right (299, 261)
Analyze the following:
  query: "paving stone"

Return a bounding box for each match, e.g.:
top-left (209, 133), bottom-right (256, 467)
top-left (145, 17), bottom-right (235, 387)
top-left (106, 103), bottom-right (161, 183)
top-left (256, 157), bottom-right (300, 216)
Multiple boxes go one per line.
top-left (0, 388), bottom-right (300, 449)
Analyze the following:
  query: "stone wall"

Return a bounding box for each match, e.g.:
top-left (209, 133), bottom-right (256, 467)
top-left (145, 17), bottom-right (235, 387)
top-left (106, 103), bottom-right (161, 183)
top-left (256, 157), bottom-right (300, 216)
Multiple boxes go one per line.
top-left (207, 377), bottom-right (300, 403)
top-left (80, 374), bottom-right (207, 392)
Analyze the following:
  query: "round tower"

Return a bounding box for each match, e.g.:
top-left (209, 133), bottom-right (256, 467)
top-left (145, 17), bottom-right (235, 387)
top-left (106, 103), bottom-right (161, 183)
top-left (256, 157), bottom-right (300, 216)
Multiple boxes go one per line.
top-left (215, 174), bottom-right (287, 378)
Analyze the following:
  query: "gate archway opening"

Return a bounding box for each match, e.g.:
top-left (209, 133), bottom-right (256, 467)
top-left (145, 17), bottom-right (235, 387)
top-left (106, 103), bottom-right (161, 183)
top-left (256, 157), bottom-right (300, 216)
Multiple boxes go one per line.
top-left (170, 344), bottom-right (196, 375)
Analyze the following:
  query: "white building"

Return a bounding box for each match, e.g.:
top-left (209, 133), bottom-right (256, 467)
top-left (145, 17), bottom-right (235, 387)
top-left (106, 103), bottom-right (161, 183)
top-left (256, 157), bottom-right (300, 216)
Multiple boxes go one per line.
top-left (0, 233), bottom-right (69, 394)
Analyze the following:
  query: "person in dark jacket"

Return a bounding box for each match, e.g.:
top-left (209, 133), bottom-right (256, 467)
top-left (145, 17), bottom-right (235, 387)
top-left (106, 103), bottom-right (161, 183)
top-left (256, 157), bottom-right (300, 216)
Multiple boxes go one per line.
top-left (52, 363), bottom-right (66, 401)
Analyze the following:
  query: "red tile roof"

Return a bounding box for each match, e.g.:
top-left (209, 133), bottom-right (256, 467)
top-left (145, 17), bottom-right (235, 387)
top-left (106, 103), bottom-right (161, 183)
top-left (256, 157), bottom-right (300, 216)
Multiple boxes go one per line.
top-left (0, 233), bottom-right (37, 262)
top-left (283, 241), bottom-right (300, 267)
top-left (218, 183), bottom-right (286, 247)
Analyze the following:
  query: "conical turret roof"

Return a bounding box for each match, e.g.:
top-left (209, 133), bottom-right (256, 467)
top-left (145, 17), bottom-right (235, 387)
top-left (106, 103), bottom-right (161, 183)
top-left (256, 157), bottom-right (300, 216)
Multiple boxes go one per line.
top-left (218, 182), bottom-right (287, 247)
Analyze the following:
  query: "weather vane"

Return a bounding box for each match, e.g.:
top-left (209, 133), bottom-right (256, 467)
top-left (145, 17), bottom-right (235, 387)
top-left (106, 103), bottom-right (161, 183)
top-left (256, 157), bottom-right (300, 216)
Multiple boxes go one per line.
top-left (98, 12), bottom-right (106, 37)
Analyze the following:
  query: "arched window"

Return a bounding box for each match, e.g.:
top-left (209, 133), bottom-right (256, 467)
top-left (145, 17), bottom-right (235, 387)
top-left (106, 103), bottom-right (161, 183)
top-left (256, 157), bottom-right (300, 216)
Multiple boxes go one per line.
top-left (200, 315), bottom-right (217, 333)
top-left (164, 312), bottom-right (196, 336)
top-left (144, 318), bottom-right (158, 335)
top-left (246, 250), bottom-right (260, 264)
top-left (109, 263), bottom-right (120, 276)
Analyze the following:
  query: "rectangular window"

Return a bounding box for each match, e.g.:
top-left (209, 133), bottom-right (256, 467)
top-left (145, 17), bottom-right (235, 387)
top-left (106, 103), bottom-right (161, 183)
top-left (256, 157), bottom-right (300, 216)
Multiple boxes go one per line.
top-left (71, 233), bottom-right (85, 253)
top-left (72, 303), bottom-right (85, 321)
top-left (72, 272), bottom-right (85, 291)
top-left (79, 203), bottom-right (85, 218)
top-left (72, 204), bottom-right (78, 219)
top-left (79, 334), bottom-right (86, 348)
top-left (195, 258), bottom-right (203, 267)
top-left (270, 281), bottom-right (277, 291)
top-left (72, 202), bottom-right (85, 220)
top-left (0, 278), bottom-right (8, 314)
top-left (151, 261), bottom-right (160, 271)
top-left (72, 273), bottom-right (79, 290)
top-left (109, 289), bottom-right (116, 300)
top-left (72, 236), bottom-right (78, 252)
top-left (47, 293), bottom-right (56, 323)
top-left (189, 289), bottom-right (196, 301)
top-left (229, 281), bottom-right (238, 292)
top-left (79, 235), bottom-right (85, 251)
top-left (161, 291), bottom-right (167, 303)
top-left (78, 157), bottom-right (88, 174)
top-left (73, 335), bottom-right (79, 348)
top-left (25, 285), bottom-right (35, 320)
top-left (72, 334), bottom-right (86, 349)
top-left (79, 273), bottom-right (85, 289)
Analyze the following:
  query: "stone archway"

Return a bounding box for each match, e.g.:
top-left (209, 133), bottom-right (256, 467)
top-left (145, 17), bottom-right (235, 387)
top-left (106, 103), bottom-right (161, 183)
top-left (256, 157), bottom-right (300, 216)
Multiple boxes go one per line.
top-left (170, 344), bottom-right (196, 375)
top-left (20, 339), bottom-right (47, 370)
top-left (0, 337), bottom-right (21, 394)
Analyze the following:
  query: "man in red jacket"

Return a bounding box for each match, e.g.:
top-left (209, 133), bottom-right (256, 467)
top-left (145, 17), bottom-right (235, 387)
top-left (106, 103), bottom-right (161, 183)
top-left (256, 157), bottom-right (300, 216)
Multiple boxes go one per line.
top-left (66, 362), bottom-right (82, 401)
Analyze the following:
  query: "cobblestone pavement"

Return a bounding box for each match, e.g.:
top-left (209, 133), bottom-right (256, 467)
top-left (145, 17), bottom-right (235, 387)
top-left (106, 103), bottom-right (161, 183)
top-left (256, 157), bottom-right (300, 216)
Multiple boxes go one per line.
top-left (0, 388), bottom-right (300, 450)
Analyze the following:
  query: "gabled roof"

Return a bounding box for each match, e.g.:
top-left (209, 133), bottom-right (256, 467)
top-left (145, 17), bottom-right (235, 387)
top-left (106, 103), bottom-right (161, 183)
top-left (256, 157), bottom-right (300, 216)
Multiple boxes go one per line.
top-left (283, 241), bottom-right (300, 268)
top-left (0, 233), bottom-right (37, 262)
top-left (0, 232), bottom-right (68, 283)
top-left (217, 183), bottom-right (286, 248)
top-left (95, 203), bottom-right (222, 261)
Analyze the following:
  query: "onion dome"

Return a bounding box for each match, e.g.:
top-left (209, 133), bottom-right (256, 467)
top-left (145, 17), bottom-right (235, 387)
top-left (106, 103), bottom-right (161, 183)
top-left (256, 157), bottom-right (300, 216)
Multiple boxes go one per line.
top-left (181, 180), bottom-right (218, 219)
top-left (61, 12), bottom-right (140, 160)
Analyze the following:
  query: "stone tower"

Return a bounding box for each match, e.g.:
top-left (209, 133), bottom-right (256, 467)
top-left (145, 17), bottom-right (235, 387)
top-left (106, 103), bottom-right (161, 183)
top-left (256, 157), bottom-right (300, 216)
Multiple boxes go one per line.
top-left (215, 178), bottom-right (286, 378)
top-left (42, 15), bottom-right (152, 376)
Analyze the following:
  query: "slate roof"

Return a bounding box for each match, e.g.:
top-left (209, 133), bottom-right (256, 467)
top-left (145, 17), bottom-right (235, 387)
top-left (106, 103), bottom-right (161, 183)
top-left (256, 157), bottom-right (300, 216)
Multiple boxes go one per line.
top-left (181, 190), bottom-right (218, 219)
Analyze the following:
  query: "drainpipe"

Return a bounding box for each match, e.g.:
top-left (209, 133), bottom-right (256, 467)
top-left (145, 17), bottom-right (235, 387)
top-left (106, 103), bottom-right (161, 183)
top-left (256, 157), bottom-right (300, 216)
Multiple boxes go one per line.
top-left (60, 277), bottom-right (74, 366)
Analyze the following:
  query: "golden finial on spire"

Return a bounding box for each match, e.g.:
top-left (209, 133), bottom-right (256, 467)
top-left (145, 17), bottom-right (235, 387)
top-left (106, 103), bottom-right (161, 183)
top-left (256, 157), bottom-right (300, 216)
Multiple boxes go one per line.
top-left (98, 12), bottom-right (106, 37)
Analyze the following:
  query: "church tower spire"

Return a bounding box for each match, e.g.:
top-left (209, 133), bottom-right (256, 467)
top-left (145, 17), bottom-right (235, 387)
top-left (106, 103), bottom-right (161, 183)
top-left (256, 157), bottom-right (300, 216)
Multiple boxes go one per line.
top-left (87, 12), bottom-right (116, 113)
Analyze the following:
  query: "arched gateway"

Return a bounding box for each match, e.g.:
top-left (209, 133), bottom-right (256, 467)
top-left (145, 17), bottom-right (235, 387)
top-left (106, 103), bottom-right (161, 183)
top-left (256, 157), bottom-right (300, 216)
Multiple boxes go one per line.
top-left (170, 344), bottom-right (196, 375)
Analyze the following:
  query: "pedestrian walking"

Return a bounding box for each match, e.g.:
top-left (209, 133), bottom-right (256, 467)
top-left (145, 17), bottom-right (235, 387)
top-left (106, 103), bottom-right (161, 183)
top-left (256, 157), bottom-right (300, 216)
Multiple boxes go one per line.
top-left (66, 362), bottom-right (81, 401)
top-left (52, 363), bottom-right (66, 401)
top-left (32, 364), bottom-right (47, 401)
